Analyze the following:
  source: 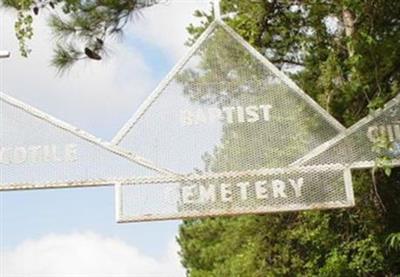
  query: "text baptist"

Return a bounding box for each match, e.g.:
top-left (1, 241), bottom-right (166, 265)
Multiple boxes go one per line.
top-left (180, 105), bottom-right (273, 126)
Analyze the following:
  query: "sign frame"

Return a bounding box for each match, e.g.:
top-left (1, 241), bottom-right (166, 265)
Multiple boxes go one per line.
top-left (115, 164), bottom-right (355, 223)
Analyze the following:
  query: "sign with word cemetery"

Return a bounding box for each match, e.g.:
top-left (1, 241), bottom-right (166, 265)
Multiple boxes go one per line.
top-left (1, 17), bottom-right (399, 223)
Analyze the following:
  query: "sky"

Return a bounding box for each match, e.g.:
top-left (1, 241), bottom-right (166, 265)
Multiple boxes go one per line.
top-left (0, 1), bottom-right (211, 276)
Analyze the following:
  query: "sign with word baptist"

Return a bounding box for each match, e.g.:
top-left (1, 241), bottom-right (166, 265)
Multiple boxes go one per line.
top-left (1, 17), bottom-right (399, 222)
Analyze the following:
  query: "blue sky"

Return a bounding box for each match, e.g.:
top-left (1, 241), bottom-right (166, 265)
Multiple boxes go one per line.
top-left (0, 1), bottom-right (211, 275)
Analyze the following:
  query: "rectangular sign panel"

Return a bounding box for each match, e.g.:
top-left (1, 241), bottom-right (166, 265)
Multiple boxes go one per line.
top-left (116, 165), bottom-right (354, 222)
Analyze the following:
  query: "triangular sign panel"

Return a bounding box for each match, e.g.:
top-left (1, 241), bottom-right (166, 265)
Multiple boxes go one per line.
top-left (292, 95), bottom-right (400, 168)
top-left (113, 21), bottom-right (345, 174)
top-left (0, 93), bottom-right (172, 190)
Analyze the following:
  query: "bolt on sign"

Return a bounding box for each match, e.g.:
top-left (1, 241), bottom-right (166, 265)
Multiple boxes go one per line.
top-left (0, 93), bottom-right (173, 190)
top-left (292, 95), bottom-right (400, 168)
top-left (112, 19), bottom-right (356, 222)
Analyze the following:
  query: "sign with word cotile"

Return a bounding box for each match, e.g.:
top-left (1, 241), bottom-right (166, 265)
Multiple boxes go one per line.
top-left (0, 92), bottom-right (173, 190)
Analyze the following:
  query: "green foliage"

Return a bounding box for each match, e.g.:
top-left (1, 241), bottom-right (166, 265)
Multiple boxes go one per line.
top-left (179, 1), bottom-right (400, 276)
top-left (1, 0), bottom-right (156, 72)
top-left (2, 0), bottom-right (35, 57)
top-left (373, 134), bottom-right (395, 176)
top-left (15, 10), bottom-right (33, 57)
top-left (386, 232), bottom-right (400, 251)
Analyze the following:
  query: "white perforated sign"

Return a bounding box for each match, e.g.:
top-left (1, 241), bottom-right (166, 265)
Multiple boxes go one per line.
top-left (7, 5), bottom-right (392, 222)
top-left (112, 21), bottom-right (345, 174)
top-left (116, 165), bottom-right (354, 222)
top-left (112, 19), bottom-right (356, 222)
top-left (0, 93), bottom-right (173, 190)
top-left (292, 95), bottom-right (400, 168)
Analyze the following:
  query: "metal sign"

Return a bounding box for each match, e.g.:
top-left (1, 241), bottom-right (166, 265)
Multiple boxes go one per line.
top-left (112, 18), bottom-right (356, 222)
top-left (8, 1), bottom-right (391, 222)
top-left (116, 165), bottom-right (354, 222)
top-left (0, 93), bottom-right (174, 190)
top-left (292, 95), bottom-right (400, 168)
top-left (2, 1), bottom-right (400, 223)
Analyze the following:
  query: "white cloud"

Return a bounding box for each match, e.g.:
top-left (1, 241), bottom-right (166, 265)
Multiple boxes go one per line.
top-left (1, 232), bottom-right (185, 277)
top-left (128, 0), bottom-right (212, 59)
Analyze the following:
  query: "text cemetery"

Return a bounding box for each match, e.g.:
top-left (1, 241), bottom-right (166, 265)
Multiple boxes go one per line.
top-left (180, 177), bottom-right (304, 205)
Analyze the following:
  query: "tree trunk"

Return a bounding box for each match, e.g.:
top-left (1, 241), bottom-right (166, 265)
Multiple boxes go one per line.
top-left (342, 8), bottom-right (355, 57)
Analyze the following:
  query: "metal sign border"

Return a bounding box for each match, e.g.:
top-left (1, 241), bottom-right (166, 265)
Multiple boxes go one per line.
top-left (115, 164), bottom-right (355, 223)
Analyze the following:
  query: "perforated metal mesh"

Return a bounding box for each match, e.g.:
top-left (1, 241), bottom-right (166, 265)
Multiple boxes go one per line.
top-left (117, 165), bottom-right (354, 222)
top-left (294, 96), bottom-right (400, 168)
top-left (0, 93), bottom-right (167, 190)
top-left (113, 22), bottom-right (344, 174)
top-left (113, 21), bottom-right (354, 222)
